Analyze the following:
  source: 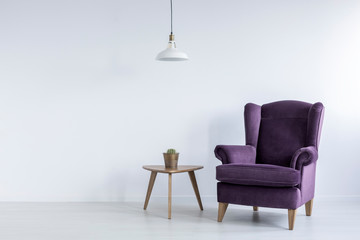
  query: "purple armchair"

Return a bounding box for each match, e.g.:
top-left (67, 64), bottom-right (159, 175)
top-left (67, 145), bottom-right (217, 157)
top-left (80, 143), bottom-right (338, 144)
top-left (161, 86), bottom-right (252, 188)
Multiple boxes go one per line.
top-left (215, 100), bottom-right (324, 230)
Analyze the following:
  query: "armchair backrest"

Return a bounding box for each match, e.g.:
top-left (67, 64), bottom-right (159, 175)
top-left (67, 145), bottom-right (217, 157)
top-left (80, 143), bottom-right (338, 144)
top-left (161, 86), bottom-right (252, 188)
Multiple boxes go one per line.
top-left (244, 101), bottom-right (324, 167)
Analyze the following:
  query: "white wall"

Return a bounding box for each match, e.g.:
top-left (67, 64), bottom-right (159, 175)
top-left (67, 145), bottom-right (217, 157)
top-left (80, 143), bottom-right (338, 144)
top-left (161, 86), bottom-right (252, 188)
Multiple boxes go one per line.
top-left (0, 0), bottom-right (359, 201)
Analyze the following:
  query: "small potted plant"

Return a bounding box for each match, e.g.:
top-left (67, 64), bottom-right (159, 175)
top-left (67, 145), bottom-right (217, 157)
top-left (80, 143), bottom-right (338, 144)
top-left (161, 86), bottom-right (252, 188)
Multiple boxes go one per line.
top-left (163, 148), bottom-right (179, 168)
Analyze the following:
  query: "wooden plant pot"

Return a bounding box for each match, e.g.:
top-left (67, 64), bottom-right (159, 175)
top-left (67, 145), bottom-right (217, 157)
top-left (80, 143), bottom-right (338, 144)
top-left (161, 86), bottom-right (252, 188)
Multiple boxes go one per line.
top-left (163, 153), bottom-right (179, 168)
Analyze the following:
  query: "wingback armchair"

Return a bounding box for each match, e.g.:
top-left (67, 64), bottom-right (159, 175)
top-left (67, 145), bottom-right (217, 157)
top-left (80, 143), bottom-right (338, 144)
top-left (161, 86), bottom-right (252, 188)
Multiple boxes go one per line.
top-left (215, 100), bottom-right (324, 230)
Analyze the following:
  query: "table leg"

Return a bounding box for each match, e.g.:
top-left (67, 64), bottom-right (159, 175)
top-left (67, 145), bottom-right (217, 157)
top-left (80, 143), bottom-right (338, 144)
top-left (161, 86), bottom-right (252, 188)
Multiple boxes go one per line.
top-left (144, 171), bottom-right (157, 210)
top-left (188, 171), bottom-right (203, 210)
top-left (168, 173), bottom-right (172, 219)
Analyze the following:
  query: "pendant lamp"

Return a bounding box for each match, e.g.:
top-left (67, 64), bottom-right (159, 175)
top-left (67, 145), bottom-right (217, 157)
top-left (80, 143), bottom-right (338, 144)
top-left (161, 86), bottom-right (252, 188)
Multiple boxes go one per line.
top-left (156, 0), bottom-right (188, 61)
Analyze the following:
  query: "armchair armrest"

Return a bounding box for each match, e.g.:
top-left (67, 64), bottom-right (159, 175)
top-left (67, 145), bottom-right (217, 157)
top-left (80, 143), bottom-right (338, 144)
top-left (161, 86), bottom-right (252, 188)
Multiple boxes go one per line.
top-left (214, 145), bottom-right (256, 164)
top-left (290, 146), bottom-right (318, 170)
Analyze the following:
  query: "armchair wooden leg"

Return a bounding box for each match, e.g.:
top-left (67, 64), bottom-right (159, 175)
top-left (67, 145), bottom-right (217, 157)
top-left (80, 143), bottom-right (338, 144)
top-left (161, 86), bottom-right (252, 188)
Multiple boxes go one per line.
top-left (305, 199), bottom-right (313, 216)
top-left (288, 209), bottom-right (297, 230)
top-left (218, 202), bottom-right (229, 222)
top-left (253, 206), bottom-right (258, 211)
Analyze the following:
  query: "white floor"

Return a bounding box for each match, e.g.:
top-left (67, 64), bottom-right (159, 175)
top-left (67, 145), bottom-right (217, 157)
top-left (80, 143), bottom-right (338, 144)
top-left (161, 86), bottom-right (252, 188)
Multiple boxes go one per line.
top-left (0, 196), bottom-right (359, 240)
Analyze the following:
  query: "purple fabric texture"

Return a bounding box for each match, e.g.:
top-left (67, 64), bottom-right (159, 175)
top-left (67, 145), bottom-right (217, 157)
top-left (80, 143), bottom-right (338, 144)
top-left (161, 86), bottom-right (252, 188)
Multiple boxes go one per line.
top-left (217, 182), bottom-right (302, 209)
top-left (299, 162), bottom-right (317, 205)
top-left (216, 163), bottom-right (300, 187)
top-left (214, 145), bottom-right (256, 164)
top-left (306, 103), bottom-right (325, 150)
top-left (244, 103), bottom-right (261, 148)
top-left (290, 146), bottom-right (318, 170)
top-left (215, 100), bottom-right (324, 210)
top-left (257, 101), bottom-right (312, 167)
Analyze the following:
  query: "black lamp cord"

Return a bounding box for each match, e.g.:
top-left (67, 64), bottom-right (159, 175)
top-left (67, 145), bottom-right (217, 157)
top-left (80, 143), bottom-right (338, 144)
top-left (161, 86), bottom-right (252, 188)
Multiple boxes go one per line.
top-left (170, 0), bottom-right (173, 34)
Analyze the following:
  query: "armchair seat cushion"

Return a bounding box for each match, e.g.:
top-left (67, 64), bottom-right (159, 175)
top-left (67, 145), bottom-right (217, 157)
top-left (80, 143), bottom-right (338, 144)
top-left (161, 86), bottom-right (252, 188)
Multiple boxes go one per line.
top-left (216, 163), bottom-right (301, 187)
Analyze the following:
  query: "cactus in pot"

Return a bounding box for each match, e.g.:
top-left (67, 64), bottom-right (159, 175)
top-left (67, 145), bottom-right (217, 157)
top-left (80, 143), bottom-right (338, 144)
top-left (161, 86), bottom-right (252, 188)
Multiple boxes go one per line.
top-left (167, 149), bottom-right (176, 154)
top-left (163, 148), bottom-right (179, 168)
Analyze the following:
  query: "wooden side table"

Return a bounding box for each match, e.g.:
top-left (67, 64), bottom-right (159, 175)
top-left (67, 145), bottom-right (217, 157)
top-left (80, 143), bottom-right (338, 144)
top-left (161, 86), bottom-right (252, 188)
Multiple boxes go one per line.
top-left (143, 165), bottom-right (204, 219)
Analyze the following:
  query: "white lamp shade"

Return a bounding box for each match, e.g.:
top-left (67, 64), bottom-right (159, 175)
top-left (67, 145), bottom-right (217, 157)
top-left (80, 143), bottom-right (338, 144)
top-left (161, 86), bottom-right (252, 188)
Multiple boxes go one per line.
top-left (156, 41), bottom-right (188, 61)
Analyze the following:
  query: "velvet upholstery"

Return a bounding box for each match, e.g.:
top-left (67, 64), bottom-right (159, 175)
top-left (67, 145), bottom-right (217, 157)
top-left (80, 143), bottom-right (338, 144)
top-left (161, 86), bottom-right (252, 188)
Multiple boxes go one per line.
top-left (244, 103), bottom-right (261, 148)
top-left (257, 101), bottom-right (312, 167)
top-left (216, 163), bottom-right (300, 187)
top-left (215, 100), bottom-right (324, 214)
top-left (217, 182), bottom-right (302, 209)
top-left (299, 162), bottom-right (317, 204)
top-left (214, 145), bottom-right (256, 164)
top-left (290, 146), bottom-right (318, 170)
top-left (306, 103), bottom-right (325, 150)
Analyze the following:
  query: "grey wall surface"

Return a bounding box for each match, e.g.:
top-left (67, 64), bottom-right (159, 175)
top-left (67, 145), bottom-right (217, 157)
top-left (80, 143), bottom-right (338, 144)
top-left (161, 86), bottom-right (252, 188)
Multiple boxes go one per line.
top-left (0, 0), bottom-right (359, 201)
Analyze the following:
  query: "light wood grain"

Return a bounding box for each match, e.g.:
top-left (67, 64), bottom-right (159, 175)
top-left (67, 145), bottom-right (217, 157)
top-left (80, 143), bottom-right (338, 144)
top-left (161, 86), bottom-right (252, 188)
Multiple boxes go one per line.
top-left (143, 171), bottom-right (157, 210)
top-left (217, 202), bottom-right (229, 222)
top-left (143, 165), bottom-right (203, 174)
top-left (142, 165), bottom-right (203, 219)
top-left (168, 173), bottom-right (172, 219)
top-left (188, 171), bottom-right (203, 210)
top-left (253, 206), bottom-right (258, 211)
top-left (288, 209), bottom-right (297, 230)
top-left (305, 199), bottom-right (313, 216)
